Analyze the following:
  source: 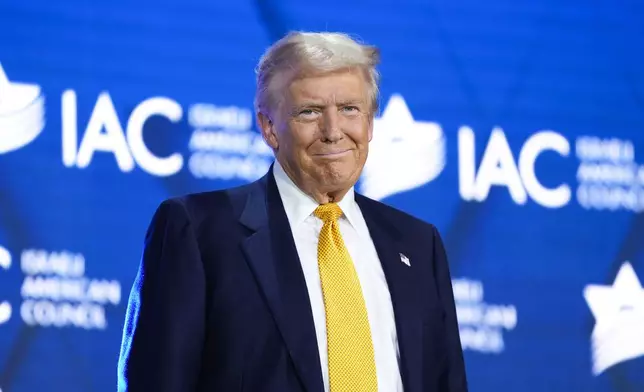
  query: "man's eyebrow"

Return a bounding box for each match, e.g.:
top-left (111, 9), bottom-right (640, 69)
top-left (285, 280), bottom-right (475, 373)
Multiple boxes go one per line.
top-left (293, 101), bottom-right (325, 108)
top-left (336, 99), bottom-right (365, 105)
top-left (309, 99), bottom-right (366, 106)
top-left (289, 99), bottom-right (366, 112)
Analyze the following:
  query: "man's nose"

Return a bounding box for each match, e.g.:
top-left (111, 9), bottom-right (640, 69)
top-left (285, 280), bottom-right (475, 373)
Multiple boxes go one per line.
top-left (320, 109), bottom-right (343, 142)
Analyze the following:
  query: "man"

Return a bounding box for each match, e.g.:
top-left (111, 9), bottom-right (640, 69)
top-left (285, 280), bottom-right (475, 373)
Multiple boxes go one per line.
top-left (117, 31), bottom-right (468, 392)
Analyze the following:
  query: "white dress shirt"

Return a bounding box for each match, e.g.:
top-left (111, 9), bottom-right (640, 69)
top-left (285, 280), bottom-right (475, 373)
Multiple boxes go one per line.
top-left (272, 161), bottom-right (404, 392)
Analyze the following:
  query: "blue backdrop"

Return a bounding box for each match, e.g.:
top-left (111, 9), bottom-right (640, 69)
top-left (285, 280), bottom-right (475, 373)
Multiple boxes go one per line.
top-left (1, 0), bottom-right (643, 391)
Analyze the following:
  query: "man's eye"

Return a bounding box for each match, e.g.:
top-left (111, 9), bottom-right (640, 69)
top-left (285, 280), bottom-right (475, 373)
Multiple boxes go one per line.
top-left (297, 109), bottom-right (319, 118)
top-left (342, 106), bottom-right (359, 113)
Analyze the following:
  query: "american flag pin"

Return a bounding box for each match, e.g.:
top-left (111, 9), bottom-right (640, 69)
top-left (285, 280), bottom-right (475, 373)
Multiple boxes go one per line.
top-left (399, 253), bottom-right (410, 267)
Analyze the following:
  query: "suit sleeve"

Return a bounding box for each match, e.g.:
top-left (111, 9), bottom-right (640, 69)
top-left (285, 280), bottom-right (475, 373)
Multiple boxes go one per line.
top-left (117, 199), bottom-right (206, 391)
top-left (431, 225), bottom-right (468, 392)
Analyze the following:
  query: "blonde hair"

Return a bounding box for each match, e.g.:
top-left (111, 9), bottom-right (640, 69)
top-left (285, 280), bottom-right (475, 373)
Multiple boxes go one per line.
top-left (254, 31), bottom-right (381, 117)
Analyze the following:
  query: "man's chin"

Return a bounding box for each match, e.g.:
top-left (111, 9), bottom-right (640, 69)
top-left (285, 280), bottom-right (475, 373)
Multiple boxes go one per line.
top-left (316, 166), bottom-right (361, 188)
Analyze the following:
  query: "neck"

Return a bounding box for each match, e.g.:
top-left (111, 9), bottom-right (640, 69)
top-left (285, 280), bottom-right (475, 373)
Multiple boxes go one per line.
top-left (310, 188), bottom-right (350, 204)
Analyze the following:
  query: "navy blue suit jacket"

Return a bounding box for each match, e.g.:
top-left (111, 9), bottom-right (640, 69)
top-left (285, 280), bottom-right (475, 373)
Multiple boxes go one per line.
top-left (117, 167), bottom-right (468, 392)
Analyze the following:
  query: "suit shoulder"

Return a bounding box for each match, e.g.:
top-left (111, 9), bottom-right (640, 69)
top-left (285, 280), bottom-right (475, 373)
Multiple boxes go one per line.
top-left (357, 194), bottom-right (437, 235)
top-left (152, 180), bottom-right (258, 228)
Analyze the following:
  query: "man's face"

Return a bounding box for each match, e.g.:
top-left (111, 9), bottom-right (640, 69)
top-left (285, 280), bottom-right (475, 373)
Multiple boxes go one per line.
top-left (259, 68), bottom-right (373, 198)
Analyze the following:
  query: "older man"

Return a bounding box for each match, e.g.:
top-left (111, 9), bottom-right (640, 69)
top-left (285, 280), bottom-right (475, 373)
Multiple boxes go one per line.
top-left (118, 31), bottom-right (468, 392)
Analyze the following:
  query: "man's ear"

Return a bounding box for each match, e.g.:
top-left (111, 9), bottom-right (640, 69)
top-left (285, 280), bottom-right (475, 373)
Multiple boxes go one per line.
top-left (257, 111), bottom-right (278, 149)
top-left (367, 114), bottom-right (374, 142)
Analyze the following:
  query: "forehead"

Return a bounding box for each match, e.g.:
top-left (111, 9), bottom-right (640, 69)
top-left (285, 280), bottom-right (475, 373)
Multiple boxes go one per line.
top-left (287, 68), bottom-right (368, 103)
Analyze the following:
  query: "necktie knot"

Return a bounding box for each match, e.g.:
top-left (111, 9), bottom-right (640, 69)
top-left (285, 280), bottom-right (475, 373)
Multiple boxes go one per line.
top-left (314, 203), bottom-right (343, 223)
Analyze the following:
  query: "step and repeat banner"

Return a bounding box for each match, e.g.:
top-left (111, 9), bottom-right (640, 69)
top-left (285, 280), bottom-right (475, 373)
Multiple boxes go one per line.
top-left (1, 0), bottom-right (643, 391)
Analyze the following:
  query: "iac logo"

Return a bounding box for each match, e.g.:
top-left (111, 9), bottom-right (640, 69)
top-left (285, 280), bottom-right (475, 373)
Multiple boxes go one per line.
top-left (61, 91), bottom-right (183, 177)
top-left (0, 63), bottom-right (184, 176)
top-left (358, 95), bottom-right (570, 207)
top-left (0, 63), bottom-right (46, 154)
top-left (60, 91), bottom-right (269, 180)
top-left (458, 127), bottom-right (571, 208)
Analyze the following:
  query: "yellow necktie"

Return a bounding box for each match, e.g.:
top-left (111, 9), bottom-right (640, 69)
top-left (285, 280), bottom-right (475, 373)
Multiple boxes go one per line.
top-left (314, 203), bottom-right (378, 392)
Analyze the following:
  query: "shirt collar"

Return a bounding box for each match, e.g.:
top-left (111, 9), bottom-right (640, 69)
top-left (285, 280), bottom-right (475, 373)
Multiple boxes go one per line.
top-left (272, 160), bottom-right (361, 228)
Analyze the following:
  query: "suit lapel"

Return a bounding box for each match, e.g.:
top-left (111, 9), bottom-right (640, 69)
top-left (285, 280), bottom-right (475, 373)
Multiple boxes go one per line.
top-left (356, 195), bottom-right (423, 392)
top-left (239, 171), bottom-right (324, 392)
